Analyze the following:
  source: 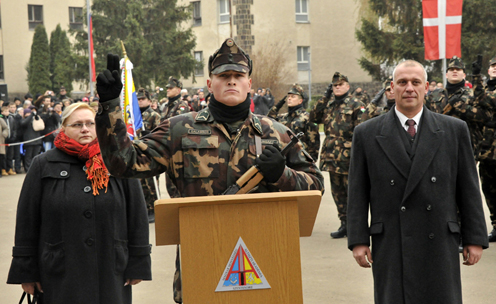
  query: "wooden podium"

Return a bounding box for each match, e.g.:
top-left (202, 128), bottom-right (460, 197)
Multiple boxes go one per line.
top-left (155, 190), bottom-right (322, 304)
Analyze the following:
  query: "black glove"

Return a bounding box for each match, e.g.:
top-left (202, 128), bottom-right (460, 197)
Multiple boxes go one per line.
top-left (472, 55), bottom-right (482, 75)
top-left (255, 144), bottom-right (286, 183)
top-left (96, 54), bottom-right (123, 102)
top-left (371, 88), bottom-right (386, 105)
top-left (448, 95), bottom-right (463, 106)
top-left (275, 96), bottom-right (286, 110)
top-left (324, 83), bottom-right (333, 99)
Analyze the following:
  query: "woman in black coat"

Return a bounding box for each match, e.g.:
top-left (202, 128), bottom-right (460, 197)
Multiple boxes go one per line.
top-left (20, 106), bottom-right (43, 172)
top-left (7, 103), bottom-right (152, 304)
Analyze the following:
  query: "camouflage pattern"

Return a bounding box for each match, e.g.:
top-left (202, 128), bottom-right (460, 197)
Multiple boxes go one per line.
top-left (352, 88), bottom-right (371, 105)
top-left (329, 172), bottom-right (348, 220)
top-left (447, 56), bottom-right (465, 70)
top-left (209, 38), bottom-right (252, 75)
top-left (166, 76), bottom-right (183, 89)
top-left (267, 105), bottom-right (320, 160)
top-left (160, 94), bottom-right (190, 123)
top-left (332, 72), bottom-right (348, 84)
top-left (173, 245), bottom-right (182, 303)
top-left (309, 93), bottom-right (366, 174)
top-left (479, 162), bottom-right (496, 230)
top-left (95, 97), bottom-right (324, 196)
top-left (287, 83), bottom-right (305, 98)
top-left (364, 99), bottom-right (395, 118)
top-left (425, 84), bottom-right (488, 157)
top-left (137, 107), bottom-right (161, 138)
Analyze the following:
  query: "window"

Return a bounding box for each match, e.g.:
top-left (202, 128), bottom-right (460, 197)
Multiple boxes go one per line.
top-left (297, 46), bottom-right (310, 71)
top-left (28, 5), bottom-right (43, 30)
top-left (0, 55), bottom-right (4, 79)
top-left (192, 1), bottom-right (201, 26)
top-left (218, 0), bottom-right (230, 24)
top-left (69, 7), bottom-right (84, 30)
top-left (295, 0), bottom-right (309, 23)
top-left (194, 51), bottom-right (204, 76)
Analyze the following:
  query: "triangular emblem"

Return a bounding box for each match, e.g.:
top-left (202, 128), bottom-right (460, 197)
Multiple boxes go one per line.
top-left (215, 237), bottom-right (271, 292)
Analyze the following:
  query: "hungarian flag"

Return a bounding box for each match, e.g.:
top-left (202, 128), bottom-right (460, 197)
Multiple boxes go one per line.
top-left (89, 13), bottom-right (96, 82)
top-left (422, 0), bottom-right (463, 60)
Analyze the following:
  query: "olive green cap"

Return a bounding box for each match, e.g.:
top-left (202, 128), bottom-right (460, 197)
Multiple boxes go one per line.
top-left (208, 38), bottom-right (252, 75)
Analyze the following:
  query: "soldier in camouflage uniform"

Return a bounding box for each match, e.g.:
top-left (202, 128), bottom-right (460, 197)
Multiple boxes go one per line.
top-left (309, 72), bottom-right (367, 238)
top-left (136, 88), bottom-right (162, 222)
top-left (351, 87), bottom-right (371, 105)
top-left (364, 76), bottom-right (395, 118)
top-left (267, 84), bottom-right (320, 160)
top-left (95, 39), bottom-right (324, 304)
top-left (472, 55), bottom-right (496, 242)
top-left (159, 77), bottom-right (190, 122)
top-left (425, 56), bottom-right (488, 158)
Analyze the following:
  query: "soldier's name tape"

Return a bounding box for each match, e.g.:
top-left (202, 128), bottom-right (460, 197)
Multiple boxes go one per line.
top-left (0, 128), bottom-right (61, 146)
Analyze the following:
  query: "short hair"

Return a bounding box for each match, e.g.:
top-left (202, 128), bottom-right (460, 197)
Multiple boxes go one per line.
top-left (1, 105), bottom-right (9, 112)
top-left (393, 60), bottom-right (428, 82)
top-left (61, 102), bottom-right (95, 126)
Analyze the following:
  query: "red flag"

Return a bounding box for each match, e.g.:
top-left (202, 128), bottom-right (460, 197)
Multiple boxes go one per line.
top-left (422, 0), bottom-right (463, 60)
top-left (89, 14), bottom-right (96, 82)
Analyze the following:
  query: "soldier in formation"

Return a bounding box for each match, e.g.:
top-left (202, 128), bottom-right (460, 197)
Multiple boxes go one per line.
top-left (95, 38), bottom-right (324, 303)
top-left (159, 77), bottom-right (190, 122)
top-left (365, 76), bottom-right (395, 118)
top-left (310, 72), bottom-right (366, 238)
top-left (267, 84), bottom-right (320, 160)
top-left (136, 88), bottom-right (162, 222)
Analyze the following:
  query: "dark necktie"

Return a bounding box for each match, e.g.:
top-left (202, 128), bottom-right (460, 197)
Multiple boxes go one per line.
top-left (406, 119), bottom-right (416, 137)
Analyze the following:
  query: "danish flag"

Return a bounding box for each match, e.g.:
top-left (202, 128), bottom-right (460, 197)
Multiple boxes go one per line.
top-left (422, 0), bottom-right (463, 60)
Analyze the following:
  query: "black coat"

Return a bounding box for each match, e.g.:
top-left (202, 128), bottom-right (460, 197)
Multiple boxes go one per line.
top-left (7, 148), bottom-right (152, 304)
top-left (348, 107), bottom-right (488, 304)
top-left (20, 114), bottom-right (42, 146)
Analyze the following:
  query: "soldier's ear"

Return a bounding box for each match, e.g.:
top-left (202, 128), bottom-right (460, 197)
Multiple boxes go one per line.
top-left (206, 78), bottom-right (213, 93)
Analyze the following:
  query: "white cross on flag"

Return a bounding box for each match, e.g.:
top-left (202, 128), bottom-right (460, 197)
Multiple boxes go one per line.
top-left (422, 0), bottom-right (463, 60)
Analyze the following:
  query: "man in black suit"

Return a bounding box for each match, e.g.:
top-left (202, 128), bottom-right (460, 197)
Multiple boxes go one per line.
top-left (347, 60), bottom-right (489, 304)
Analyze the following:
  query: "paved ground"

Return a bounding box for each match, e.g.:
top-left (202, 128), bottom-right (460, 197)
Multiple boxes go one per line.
top-left (1, 170), bottom-right (494, 303)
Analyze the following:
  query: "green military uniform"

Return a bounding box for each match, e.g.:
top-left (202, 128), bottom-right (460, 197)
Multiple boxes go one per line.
top-left (472, 55), bottom-right (496, 240)
top-left (310, 72), bottom-right (366, 237)
top-left (95, 38), bottom-right (324, 303)
top-left (425, 56), bottom-right (488, 157)
top-left (136, 89), bottom-right (162, 214)
top-left (365, 77), bottom-right (395, 118)
top-left (351, 87), bottom-right (371, 105)
top-left (267, 84), bottom-right (320, 160)
top-left (160, 77), bottom-right (190, 123)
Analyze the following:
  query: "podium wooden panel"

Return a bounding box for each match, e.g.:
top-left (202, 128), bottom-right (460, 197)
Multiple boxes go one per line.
top-left (155, 191), bottom-right (321, 304)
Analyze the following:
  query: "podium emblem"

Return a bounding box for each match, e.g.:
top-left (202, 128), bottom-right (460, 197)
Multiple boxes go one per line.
top-left (215, 237), bottom-right (271, 292)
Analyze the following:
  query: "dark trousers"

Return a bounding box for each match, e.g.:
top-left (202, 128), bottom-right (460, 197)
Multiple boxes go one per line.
top-left (0, 154), bottom-right (5, 171)
top-left (479, 160), bottom-right (496, 229)
top-left (5, 145), bottom-right (21, 171)
top-left (329, 171), bottom-right (349, 220)
top-left (24, 145), bottom-right (42, 172)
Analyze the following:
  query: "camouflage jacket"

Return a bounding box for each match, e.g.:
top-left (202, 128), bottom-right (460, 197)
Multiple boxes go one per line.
top-left (160, 94), bottom-right (190, 122)
top-left (352, 90), bottom-right (371, 105)
top-left (472, 74), bottom-right (496, 162)
top-left (136, 106), bottom-right (161, 138)
top-left (425, 85), bottom-right (488, 157)
top-left (95, 97), bottom-right (324, 197)
top-left (267, 106), bottom-right (320, 161)
top-left (309, 93), bottom-right (366, 174)
top-left (364, 99), bottom-right (395, 119)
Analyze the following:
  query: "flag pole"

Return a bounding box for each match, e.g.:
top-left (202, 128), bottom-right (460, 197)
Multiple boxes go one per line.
top-left (121, 40), bottom-right (127, 57)
top-left (87, 0), bottom-right (93, 96)
top-left (442, 58), bottom-right (447, 87)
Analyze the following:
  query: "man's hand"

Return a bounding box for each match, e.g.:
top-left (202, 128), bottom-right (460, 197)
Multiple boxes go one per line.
top-left (21, 282), bottom-right (43, 295)
top-left (324, 83), bottom-right (333, 99)
top-left (471, 55), bottom-right (483, 75)
top-left (463, 245), bottom-right (483, 266)
top-left (96, 54), bottom-right (123, 102)
top-left (255, 144), bottom-right (286, 183)
top-left (371, 88), bottom-right (386, 105)
top-left (124, 279), bottom-right (143, 286)
top-left (275, 96), bottom-right (287, 110)
top-left (352, 244), bottom-right (373, 268)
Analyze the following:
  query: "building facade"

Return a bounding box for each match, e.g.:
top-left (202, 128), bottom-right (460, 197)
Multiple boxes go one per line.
top-left (178, 0), bottom-right (372, 96)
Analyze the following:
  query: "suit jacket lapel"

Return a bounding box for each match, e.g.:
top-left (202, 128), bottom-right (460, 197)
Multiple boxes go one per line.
top-left (402, 108), bottom-right (443, 202)
top-left (376, 109), bottom-right (411, 179)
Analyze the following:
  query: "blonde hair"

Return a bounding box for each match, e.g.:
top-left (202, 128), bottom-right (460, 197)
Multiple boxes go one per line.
top-left (61, 102), bottom-right (96, 126)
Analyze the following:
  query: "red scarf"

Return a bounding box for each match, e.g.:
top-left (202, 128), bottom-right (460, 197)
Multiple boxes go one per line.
top-left (54, 131), bottom-right (109, 195)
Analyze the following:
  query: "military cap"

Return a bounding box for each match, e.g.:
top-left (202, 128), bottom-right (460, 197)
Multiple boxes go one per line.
top-left (489, 56), bottom-right (496, 66)
top-left (208, 38), bottom-right (252, 75)
top-left (383, 76), bottom-right (393, 90)
top-left (137, 88), bottom-right (150, 100)
top-left (332, 72), bottom-right (349, 84)
top-left (447, 56), bottom-right (465, 71)
top-left (165, 76), bottom-right (183, 89)
top-left (288, 84), bottom-right (305, 97)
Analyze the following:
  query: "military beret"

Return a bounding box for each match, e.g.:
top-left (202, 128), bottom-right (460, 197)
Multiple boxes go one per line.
top-left (447, 56), bottom-right (465, 71)
top-left (208, 38), bottom-right (252, 75)
top-left (288, 84), bottom-right (305, 97)
top-left (165, 76), bottom-right (183, 89)
top-left (489, 56), bottom-right (496, 66)
top-left (332, 72), bottom-right (349, 84)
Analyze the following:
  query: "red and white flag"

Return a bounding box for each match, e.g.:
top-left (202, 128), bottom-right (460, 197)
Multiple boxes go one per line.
top-left (422, 0), bottom-right (463, 60)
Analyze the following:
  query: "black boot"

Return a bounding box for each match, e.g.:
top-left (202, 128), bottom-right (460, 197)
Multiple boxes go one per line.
top-left (331, 219), bottom-right (347, 238)
top-left (148, 209), bottom-right (155, 223)
top-left (489, 228), bottom-right (496, 242)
